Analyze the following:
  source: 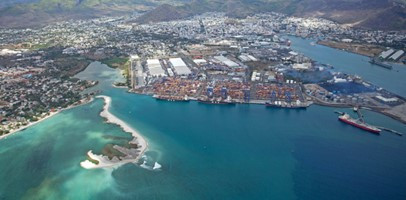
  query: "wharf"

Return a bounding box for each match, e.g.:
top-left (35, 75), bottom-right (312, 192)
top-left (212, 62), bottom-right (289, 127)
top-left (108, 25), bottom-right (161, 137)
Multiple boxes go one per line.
top-left (376, 126), bottom-right (403, 136)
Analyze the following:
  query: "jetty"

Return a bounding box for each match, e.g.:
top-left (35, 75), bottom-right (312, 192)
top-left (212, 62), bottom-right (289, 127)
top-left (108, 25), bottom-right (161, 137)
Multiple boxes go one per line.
top-left (334, 108), bottom-right (403, 136)
top-left (376, 126), bottom-right (403, 136)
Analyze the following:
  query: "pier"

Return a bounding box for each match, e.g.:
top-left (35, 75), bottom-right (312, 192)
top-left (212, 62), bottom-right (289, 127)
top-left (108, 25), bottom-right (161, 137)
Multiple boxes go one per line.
top-left (334, 109), bottom-right (404, 136)
top-left (376, 126), bottom-right (403, 136)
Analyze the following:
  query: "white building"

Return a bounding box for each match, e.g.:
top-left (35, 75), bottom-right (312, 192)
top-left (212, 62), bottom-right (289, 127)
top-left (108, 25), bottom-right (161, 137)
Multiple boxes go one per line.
top-left (147, 59), bottom-right (166, 77)
top-left (293, 63), bottom-right (312, 70)
top-left (193, 59), bottom-right (207, 65)
top-left (169, 58), bottom-right (192, 76)
top-left (376, 95), bottom-right (398, 103)
top-left (389, 50), bottom-right (404, 61)
top-left (379, 49), bottom-right (395, 59)
top-left (213, 56), bottom-right (239, 67)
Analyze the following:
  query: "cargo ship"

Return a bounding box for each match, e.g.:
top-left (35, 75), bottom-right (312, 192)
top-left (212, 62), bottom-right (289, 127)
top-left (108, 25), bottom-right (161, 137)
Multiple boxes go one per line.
top-left (198, 100), bottom-right (235, 105)
top-left (197, 97), bottom-right (236, 105)
top-left (265, 101), bottom-right (309, 109)
top-left (265, 102), bottom-right (282, 108)
top-left (338, 113), bottom-right (381, 134)
top-left (369, 58), bottom-right (392, 69)
top-left (153, 95), bottom-right (190, 102)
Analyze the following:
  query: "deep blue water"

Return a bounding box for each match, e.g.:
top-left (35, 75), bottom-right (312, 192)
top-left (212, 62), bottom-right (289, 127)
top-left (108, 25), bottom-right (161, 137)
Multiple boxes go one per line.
top-left (0, 58), bottom-right (405, 199)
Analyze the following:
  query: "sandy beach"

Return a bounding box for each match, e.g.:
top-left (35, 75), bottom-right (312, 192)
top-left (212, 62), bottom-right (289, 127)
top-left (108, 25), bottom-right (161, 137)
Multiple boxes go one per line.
top-left (0, 98), bottom-right (94, 141)
top-left (80, 95), bottom-right (148, 169)
top-left (0, 111), bottom-right (59, 140)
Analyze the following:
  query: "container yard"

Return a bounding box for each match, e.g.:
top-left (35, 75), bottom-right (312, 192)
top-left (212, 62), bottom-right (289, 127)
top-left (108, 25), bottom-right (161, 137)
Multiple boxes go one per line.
top-left (128, 32), bottom-right (403, 114)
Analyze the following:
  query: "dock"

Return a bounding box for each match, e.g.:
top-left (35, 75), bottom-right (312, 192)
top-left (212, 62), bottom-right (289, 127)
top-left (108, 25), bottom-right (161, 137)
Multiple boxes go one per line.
top-left (376, 126), bottom-right (403, 136)
top-left (334, 109), bottom-right (403, 136)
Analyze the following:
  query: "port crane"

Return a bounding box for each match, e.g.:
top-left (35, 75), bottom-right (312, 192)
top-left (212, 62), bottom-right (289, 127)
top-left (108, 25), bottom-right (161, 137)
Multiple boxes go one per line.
top-left (354, 106), bottom-right (364, 123)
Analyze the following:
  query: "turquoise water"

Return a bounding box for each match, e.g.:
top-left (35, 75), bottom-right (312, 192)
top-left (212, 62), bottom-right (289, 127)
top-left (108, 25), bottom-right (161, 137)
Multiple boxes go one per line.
top-left (1, 60), bottom-right (406, 199)
top-left (287, 36), bottom-right (406, 97)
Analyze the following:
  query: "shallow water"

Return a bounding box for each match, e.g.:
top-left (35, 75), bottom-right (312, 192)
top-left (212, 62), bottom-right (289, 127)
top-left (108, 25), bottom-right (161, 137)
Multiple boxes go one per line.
top-left (0, 61), bottom-right (405, 200)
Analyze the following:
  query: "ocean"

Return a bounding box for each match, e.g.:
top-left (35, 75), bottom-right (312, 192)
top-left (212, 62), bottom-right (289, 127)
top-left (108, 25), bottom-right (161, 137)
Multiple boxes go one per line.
top-left (0, 39), bottom-right (406, 200)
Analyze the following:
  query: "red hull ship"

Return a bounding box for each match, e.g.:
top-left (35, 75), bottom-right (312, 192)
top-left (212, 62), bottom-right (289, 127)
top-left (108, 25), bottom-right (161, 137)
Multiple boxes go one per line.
top-left (339, 113), bottom-right (381, 134)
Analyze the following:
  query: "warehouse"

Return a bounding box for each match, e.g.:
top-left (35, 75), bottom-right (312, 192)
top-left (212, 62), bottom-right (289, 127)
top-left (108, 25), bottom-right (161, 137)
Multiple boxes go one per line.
top-left (147, 59), bottom-right (166, 77)
top-left (213, 56), bottom-right (239, 67)
top-left (169, 58), bottom-right (192, 76)
top-left (193, 59), bottom-right (207, 65)
top-left (389, 50), bottom-right (404, 61)
top-left (379, 49), bottom-right (395, 59)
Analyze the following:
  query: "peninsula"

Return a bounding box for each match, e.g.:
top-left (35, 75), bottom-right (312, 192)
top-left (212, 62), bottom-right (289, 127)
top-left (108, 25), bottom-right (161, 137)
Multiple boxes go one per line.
top-left (80, 96), bottom-right (148, 169)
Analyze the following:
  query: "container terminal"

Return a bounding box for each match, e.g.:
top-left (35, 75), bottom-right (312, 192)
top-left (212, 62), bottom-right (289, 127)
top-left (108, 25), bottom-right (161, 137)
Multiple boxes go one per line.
top-left (126, 33), bottom-right (406, 123)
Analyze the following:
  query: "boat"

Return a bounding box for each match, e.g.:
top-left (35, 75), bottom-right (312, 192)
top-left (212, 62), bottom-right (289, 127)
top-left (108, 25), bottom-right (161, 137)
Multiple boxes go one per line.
top-left (265, 102), bottom-right (282, 108)
top-left (338, 113), bottom-right (381, 134)
top-left (198, 98), bottom-right (236, 105)
top-left (369, 58), bottom-right (392, 69)
top-left (153, 95), bottom-right (190, 102)
top-left (266, 101), bottom-right (309, 109)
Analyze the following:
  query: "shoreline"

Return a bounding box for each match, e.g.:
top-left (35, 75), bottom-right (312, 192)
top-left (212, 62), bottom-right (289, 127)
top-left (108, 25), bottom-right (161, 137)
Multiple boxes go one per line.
top-left (0, 111), bottom-right (59, 140)
top-left (311, 98), bottom-right (406, 125)
top-left (316, 40), bottom-right (376, 58)
top-left (316, 40), bottom-right (406, 66)
top-left (130, 91), bottom-right (406, 125)
top-left (0, 97), bottom-right (94, 141)
top-left (80, 95), bottom-right (148, 169)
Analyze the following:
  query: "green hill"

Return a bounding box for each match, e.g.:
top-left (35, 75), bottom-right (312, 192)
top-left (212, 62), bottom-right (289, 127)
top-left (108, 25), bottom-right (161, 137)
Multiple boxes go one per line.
top-left (0, 0), bottom-right (405, 30)
top-left (136, 0), bottom-right (406, 31)
top-left (0, 0), bottom-right (186, 28)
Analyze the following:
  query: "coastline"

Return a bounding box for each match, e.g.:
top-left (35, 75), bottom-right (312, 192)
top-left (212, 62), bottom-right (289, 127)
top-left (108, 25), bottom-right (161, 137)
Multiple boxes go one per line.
top-left (312, 99), bottom-right (406, 125)
top-left (316, 40), bottom-right (405, 66)
top-left (131, 90), bottom-right (406, 125)
top-left (316, 40), bottom-right (376, 58)
top-left (80, 95), bottom-right (148, 169)
top-left (0, 97), bottom-right (94, 141)
top-left (0, 111), bottom-right (59, 140)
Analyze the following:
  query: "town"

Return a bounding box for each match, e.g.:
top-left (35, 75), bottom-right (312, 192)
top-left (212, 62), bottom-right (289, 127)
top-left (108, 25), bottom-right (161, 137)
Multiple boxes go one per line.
top-left (1, 12), bottom-right (406, 136)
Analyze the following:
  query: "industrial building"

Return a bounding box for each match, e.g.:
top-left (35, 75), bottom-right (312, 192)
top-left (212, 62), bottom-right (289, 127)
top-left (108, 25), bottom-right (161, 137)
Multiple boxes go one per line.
top-left (169, 58), bottom-right (192, 76)
top-left (293, 63), bottom-right (312, 70)
top-left (389, 50), bottom-right (404, 61)
top-left (379, 49), bottom-right (395, 59)
top-left (193, 59), bottom-right (207, 65)
top-left (147, 59), bottom-right (166, 77)
top-left (238, 54), bottom-right (258, 62)
top-left (375, 95), bottom-right (398, 103)
top-left (213, 56), bottom-right (239, 67)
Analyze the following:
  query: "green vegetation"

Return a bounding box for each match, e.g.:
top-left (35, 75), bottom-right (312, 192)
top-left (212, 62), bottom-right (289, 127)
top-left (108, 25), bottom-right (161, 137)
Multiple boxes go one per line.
top-left (30, 43), bottom-right (53, 50)
top-left (13, 0), bottom-right (186, 12)
top-left (101, 56), bottom-right (131, 83)
top-left (86, 155), bottom-right (100, 165)
top-left (101, 57), bottom-right (129, 68)
top-left (0, 129), bottom-right (10, 135)
top-left (102, 144), bottom-right (126, 160)
top-left (124, 143), bottom-right (138, 149)
top-left (1, 0), bottom-right (405, 30)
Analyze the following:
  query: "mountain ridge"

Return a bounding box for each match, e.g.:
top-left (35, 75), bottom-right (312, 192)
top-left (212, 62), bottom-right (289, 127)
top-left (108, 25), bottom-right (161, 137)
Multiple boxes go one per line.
top-left (136, 0), bottom-right (406, 31)
top-left (0, 0), bottom-right (405, 30)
